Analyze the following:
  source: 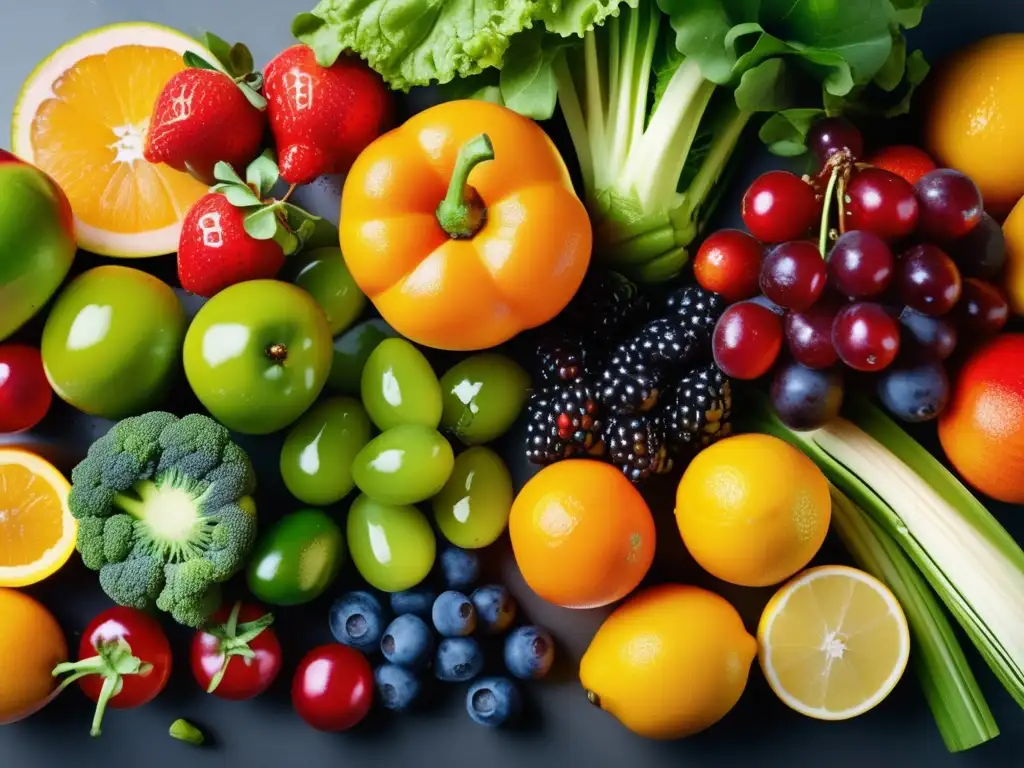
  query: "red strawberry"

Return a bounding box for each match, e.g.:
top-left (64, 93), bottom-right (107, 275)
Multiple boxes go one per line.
top-left (264, 45), bottom-right (393, 185)
top-left (145, 37), bottom-right (267, 185)
top-left (865, 145), bottom-right (938, 186)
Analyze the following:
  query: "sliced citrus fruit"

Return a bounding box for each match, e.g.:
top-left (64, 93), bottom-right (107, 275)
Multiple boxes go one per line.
top-left (11, 22), bottom-right (213, 257)
top-left (757, 565), bottom-right (910, 721)
top-left (0, 449), bottom-right (76, 587)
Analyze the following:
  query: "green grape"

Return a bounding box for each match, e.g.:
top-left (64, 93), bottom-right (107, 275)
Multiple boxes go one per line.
top-left (346, 494), bottom-right (436, 592)
top-left (246, 508), bottom-right (345, 606)
top-left (432, 447), bottom-right (513, 549)
top-left (352, 424), bottom-right (454, 505)
top-left (284, 246), bottom-right (367, 335)
top-left (280, 397), bottom-right (372, 505)
top-left (361, 338), bottom-right (442, 430)
top-left (439, 353), bottom-right (531, 445)
top-left (327, 318), bottom-right (398, 395)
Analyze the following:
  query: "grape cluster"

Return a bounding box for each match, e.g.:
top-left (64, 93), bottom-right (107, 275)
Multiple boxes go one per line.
top-left (699, 117), bottom-right (1010, 430)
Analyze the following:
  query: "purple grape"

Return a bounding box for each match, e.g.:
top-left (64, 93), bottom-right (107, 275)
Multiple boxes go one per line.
top-left (770, 361), bottom-right (844, 431)
top-left (827, 230), bottom-right (894, 298)
top-left (898, 307), bottom-right (957, 360)
top-left (914, 169), bottom-right (984, 241)
top-left (897, 244), bottom-right (962, 316)
top-left (877, 358), bottom-right (950, 423)
top-left (946, 213), bottom-right (1006, 280)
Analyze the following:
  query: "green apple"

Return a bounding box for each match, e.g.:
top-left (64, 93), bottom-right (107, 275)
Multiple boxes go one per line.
top-left (0, 150), bottom-right (76, 341)
top-left (183, 280), bottom-right (333, 435)
top-left (41, 266), bottom-right (186, 418)
top-left (282, 246), bottom-right (366, 335)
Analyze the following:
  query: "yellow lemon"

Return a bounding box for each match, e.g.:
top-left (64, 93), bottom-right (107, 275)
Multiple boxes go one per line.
top-left (1001, 196), bottom-right (1024, 315)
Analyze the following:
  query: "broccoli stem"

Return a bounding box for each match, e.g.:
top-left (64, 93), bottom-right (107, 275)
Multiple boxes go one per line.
top-left (112, 472), bottom-right (214, 562)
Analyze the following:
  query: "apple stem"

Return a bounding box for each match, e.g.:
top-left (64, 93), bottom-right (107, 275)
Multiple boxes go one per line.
top-left (266, 343), bottom-right (288, 363)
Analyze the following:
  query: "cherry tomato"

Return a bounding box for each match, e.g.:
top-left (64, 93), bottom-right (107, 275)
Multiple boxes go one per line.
top-left (191, 602), bottom-right (281, 700)
top-left (52, 606), bottom-right (171, 737)
top-left (0, 344), bottom-right (52, 433)
top-left (292, 644), bottom-right (373, 731)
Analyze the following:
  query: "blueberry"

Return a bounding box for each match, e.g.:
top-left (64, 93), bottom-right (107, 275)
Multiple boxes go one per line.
top-left (381, 614), bottom-right (434, 669)
top-left (504, 626), bottom-right (555, 680)
top-left (329, 590), bottom-right (387, 653)
top-left (432, 590), bottom-right (477, 637)
top-left (435, 637), bottom-right (484, 682)
top-left (375, 663), bottom-right (422, 711)
top-left (440, 547), bottom-right (480, 590)
top-left (390, 587), bottom-right (437, 619)
top-left (466, 677), bottom-right (522, 727)
top-left (470, 585), bottom-right (517, 634)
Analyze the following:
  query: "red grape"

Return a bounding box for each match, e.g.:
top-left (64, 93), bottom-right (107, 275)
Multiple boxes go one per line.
top-left (877, 359), bottom-right (950, 423)
top-left (784, 302), bottom-right (840, 369)
top-left (807, 117), bottom-right (864, 167)
top-left (897, 244), bottom-right (962, 316)
top-left (832, 302), bottom-right (901, 372)
top-left (770, 361), bottom-right (844, 431)
top-left (693, 229), bottom-right (763, 302)
top-left (843, 167), bottom-right (918, 241)
top-left (759, 241), bottom-right (826, 310)
top-left (914, 169), bottom-right (984, 241)
top-left (0, 345), bottom-right (52, 434)
top-left (827, 230), bottom-right (894, 298)
top-left (712, 301), bottom-right (784, 380)
top-left (957, 278), bottom-right (1009, 335)
top-left (946, 212), bottom-right (1005, 280)
top-left (741, 171), bottom-right (819, 244)
top-left (898, 307), bottom-right (957, 360)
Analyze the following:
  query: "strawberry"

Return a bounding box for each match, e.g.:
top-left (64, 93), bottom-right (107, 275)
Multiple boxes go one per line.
top-left (263, 45), bottom-right (393, 185)
top-left (865, 145), bottom-right (938, 186)
top-left (177, 152), bottom-right (321, 298)
top-left (145, 34), bottom-right (268, 185)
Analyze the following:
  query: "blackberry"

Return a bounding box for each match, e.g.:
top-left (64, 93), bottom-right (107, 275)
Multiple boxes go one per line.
top-left (665, 363), bottom-right (733, 452)
top-left (560, 269), bottom-right (647, 339)
top-left (524, 382), bottom-right (604, 464)
top-left (631, 318), bottom-right (701, 371)
top-left (596, 342), bottom-right (663, 414)
top-left (662, 284), bottom-right (726, 349)
top-left (535, 335), bottom-right (590, 385)
top-left (604, 411), bottom-right (673, 484)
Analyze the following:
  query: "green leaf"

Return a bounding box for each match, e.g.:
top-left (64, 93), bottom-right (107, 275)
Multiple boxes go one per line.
top-left (202, 32), bottom-right (234, 70)
top-left (291, 0), bottom-right (536, 90)
top-left (656, 0), bottom-right (760, 84)
top-left (794, 45), bottom-right (855, 96)
top-left (497, 27), bottom-right (574, 120)
top-left (237, 82), bottom-right (268, 110)
top-left (244, 206), bottom-right (281, 240)
top-left (873, 35), bottom-right (906, 92)
top-left (229, 43), bottom-right (256, 77)
top-left (211, 182), bottom-right (262, 208)
top-left (183, 51), bottom-right (221, 72)
top-left (537, 0), bottom-right (638, 38)
top-left (758, 107), bottom-right (824, 156)
top-left (246, 150), bottom-right (280, 198)
top-left (731, 31), bottom-right (792, 76)
top-left (213, 161), bottom-right (246, 186)
top-left (890, 0), bottom-right (930, 29)
top-left (273, 226), bottom-right (301, 256)
top-left (734, 57), bottom-right (792, 112)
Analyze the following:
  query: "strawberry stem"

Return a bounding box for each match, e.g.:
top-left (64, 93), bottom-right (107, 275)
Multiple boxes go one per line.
top-left (280, 184), bottom-right (297, 205)
top-left (436, 134), bottom-right (494, 239)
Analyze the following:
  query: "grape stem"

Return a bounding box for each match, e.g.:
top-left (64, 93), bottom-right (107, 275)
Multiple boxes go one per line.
top-left (819, 167), bottom-right (840, 258)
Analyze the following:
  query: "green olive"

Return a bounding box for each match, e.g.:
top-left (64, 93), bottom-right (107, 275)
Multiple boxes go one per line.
top-left (361, 338), bottom-right (442, 431)
top-left (351, 424), bottom-right (454, 505)
top-left (346, 494), bottom-right (436, 592)
top-left (439, 353), bottom-right (530, 445)
top-left (432, 447), bottom-right (513, 549)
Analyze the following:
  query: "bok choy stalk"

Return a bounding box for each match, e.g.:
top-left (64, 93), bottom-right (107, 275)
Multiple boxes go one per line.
top-left (745, 393), bottom-right (1024, 713)
top-left (830, 485), bottom-right (999, 752)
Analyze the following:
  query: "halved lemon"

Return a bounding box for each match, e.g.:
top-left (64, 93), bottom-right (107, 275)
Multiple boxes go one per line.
top-left (0, 449), bottom-right (76, 587)
top-left (757, 565), bottom-right (910, 721)
top-left (11, 22), bottom-right (213, 257)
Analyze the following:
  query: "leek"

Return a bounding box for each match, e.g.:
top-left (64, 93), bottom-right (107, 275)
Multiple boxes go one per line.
top-left (745, 393), bottom-right (1024, 710)
top-left (829, 484), bottom-right (1000, 751)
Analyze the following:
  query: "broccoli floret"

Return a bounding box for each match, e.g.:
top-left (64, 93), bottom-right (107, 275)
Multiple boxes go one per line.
top-left (70, 412), bottom-right (258, 627)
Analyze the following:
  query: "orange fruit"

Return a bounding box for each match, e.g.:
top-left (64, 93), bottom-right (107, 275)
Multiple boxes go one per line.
top-left (509, 459), bottom-right (654, 609)
top-left (0, 448), bottom-right (76, 586)
top-left (1001, 196), bottom-right (1024, 314)
top-left (0, 588), bottom-right (67, 723)
top-left (11, 23), bottom-right (212, 257)
top-left (938, 334), bottom-right (1024, 503)
top-left (675, 434), bottom-right (830, 587)
top-left (923, 34), bottom-right (1024, 217)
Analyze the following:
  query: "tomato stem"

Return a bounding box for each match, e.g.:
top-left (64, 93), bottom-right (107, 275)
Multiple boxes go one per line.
top-left (204, 602), bottom-right (275, 695)
top-left (436, 133), bottom-right (495, 239)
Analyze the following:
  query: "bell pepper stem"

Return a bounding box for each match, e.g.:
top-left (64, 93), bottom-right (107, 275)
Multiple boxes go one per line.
top-left (436, 133), bottom-right (495, 239)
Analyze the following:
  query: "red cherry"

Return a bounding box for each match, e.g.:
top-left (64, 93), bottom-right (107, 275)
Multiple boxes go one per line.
top-left (741, 171), bottom-right (819, 244)
top-left (843, 167), bottom-right (918, 241)
top-left (712, 301), bottom-right (784, 380)
top-left (957, 279), bottom-right (1009, 335)
top-left (0, 345), bottom-right (52, 433)
top-left (693, 229), bottom-right (764, 302)
top-left (759, 241), bottom-right (827, 311)
top-left (832, 303), bottom-right (900, 372)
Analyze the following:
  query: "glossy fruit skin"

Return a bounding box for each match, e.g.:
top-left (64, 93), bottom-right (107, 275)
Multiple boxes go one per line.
top-left (466, 677), bottom-right (522, 727)
top-left (280, 397), bottom-right (372, 505)
top-left (433, 447), bottom-right (513, 549)
top-left (712, 301), bottom-right (784, 380)
top-left (351, 425), bottom-right (454, 504)
top-left (504, 626), bottom-right (555, 680)
top-left (381, 614), bottom-right (434, 669)
top-left (246, 509), bottom-right (345, 606)
top-left (0, 151), bottom-right (76, 342)
top-left (283, 247), bottom-right (367, 335)
top-left (183, 280), bottom-right (333, 434)
top-left (864, 145), bottom-right (936, 185)
top-left (327, 319), bottom-right (398, 394)
top-left (471, 586), bottom-right (517, 634)
top-left (439, 354), bottom-right (530, 445)
top-left (957, 278), bottom-right (1009, 335)
top-left (0, 345), bottom-right (52, 433)
top-left (759, 241), bottom-right (826, 310)
top-left (390, 588), bottom-right (436, 621)
top-left (42, 266), bottom-right (186, 419)
top-left (190, 603), bottom-right (282, 701)
top-left (741, 171), bottom-right (818, 244)
top-left (832, 303), bottom-right (900, 372)
top-left (784, 303), bottom-right (840, 369)
top-left (897, 244), bottom-right (962, 316)
top-left (292, 644), bottom-right (374, 732)
top-left (948, 212), bottom-right (1005, 281)
top-left (877, 359), bottom-right (950, 423)
top-left (439, 548), bottom-right (480, 591)
top-left (807, 117), bottom-right (864, 165)
top-left (432, 591), bottom-right (477, 637)
top-left (693, 229), bottom-right (763, 302)
top-left (580, 584), bottom-right (756, 740)
top-left (341, 100), bottom-right (592, 351)
top-left (1002, 196), bottom-right (1024, 315)
top-left (843, 168), bottom-right (918, 241)
top-left (361, 338), bottom-right (442, 430)
top-left (827, 230), bottom-right (894, 299)
top-left (330, 591), bottom-right (388, 653)
top-left (509, 459), bottom-right (655, 609)
top-left (914, 169), bottom-right (985, 241)
top-left (0, 588), bottom-right (67, 724)
top-left (435, 637), bottom-right (484, 682)
top-left (939, 334), bottom-right (1024, 502)
top-left (346, 494), bottom-right (436, 592)
top-left (375, 663), bottom-right (422, 711)
top-left (899, 308), bottom-right (957, 360)
top-left (770, 361), bottom-right (844, 431)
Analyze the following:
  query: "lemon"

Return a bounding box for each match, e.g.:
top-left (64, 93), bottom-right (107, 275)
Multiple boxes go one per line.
top-left (758, 565), bottom-right (910, 721)
top-left (580, 584), bottom-right (756, 740)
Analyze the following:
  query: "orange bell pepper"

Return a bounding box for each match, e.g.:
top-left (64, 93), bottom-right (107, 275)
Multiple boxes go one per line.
top-left (339, 100), bottom-right (592, 351)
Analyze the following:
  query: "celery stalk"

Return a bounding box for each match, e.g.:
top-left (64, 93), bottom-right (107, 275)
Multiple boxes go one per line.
top-left (829, 484), bottom-right (1000, 751)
